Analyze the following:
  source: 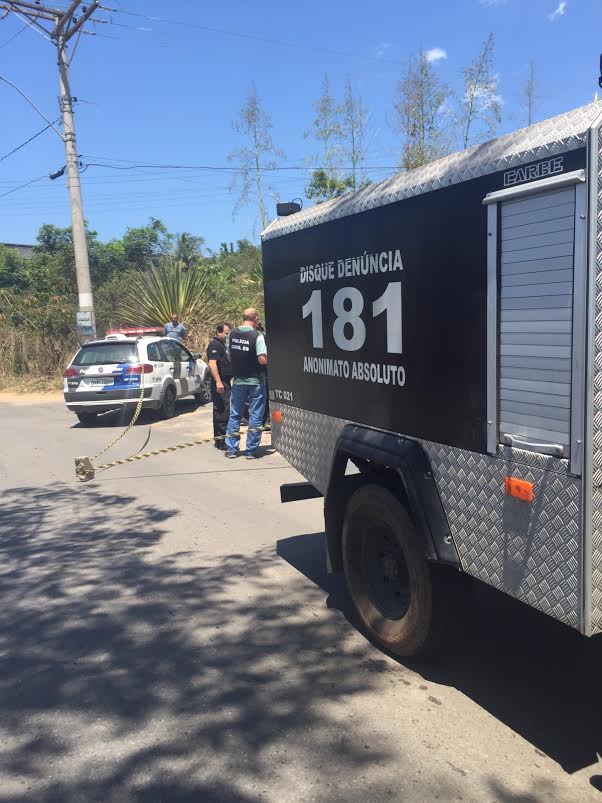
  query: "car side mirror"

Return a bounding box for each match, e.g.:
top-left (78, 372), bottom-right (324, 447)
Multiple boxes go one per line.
top-left (192, 351), bottom-right (201, 359)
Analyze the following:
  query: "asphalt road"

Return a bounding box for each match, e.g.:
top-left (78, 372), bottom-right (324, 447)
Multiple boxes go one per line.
top-left (1, 394), bottom-right (601, 802)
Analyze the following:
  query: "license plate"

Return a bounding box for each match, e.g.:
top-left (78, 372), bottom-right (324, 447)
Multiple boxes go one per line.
top-left (88, 378), bottom-right (114, 387)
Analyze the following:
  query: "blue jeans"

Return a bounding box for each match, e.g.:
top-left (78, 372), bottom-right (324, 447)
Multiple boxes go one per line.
top-left (225, 382), bottom-right (266, 454)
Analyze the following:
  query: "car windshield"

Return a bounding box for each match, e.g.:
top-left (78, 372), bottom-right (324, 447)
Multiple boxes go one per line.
top-left (72, 342), bottom-right (138, 366)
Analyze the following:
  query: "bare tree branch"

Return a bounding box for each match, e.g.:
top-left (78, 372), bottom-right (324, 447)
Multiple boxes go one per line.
top-left (228, 83), bottom-right (284, 231)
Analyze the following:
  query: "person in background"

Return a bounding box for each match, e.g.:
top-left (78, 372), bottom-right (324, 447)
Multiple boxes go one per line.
top-left (207, 322), bottom-right (232, 450)
top-left (225, 308), bottom-right (267, 459)
top-left (163, 313), bottom-right (187, 341)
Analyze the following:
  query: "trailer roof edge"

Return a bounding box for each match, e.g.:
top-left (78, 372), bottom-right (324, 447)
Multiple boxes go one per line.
top-left (262, 101), bottom-right (602, 242)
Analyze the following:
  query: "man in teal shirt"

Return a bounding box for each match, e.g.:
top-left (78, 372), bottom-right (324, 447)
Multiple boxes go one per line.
top-left (225, 308), bottom-right (268, 459)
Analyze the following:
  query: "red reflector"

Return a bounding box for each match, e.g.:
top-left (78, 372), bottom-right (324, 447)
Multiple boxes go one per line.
top-left (271, 410), bottom-right (284, 424)
top-left (126, 363), bottom-right (154, 375)
top-left (504, 476), bottom-right (534, 503)
top-left (63, 368), bottom-right (78, 377)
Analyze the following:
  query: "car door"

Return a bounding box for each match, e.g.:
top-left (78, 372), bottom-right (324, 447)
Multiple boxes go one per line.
top-left (170, 341), bottom-right (198, 397)
top-left (157, 340), bottom-right (182, 397)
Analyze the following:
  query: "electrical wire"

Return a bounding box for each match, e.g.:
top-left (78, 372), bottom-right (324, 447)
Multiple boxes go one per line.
top-left (6, 8), bottom-right (52, 41)
top-left (0, 21), bottom-right (27, 48)
top-left (0, 117), bottom-right (61, 162)
top-left (0, 75), bottom-right (64, 139)
top-left (82, 160), bottom-right (401, 173)
top-left (98, 5), bottom-right (403, 66)
top-left (0, 173), bottom-right (46, 199)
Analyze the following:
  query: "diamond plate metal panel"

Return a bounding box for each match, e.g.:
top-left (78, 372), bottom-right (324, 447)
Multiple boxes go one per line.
top-left (272, 405), bottom-right (583, 629)
top-left (590, 124), bottom-right (602, 633)
top-left (271, 404), bottom-right (346, 493)
top-left (263, 103), bottom-right (601, 241)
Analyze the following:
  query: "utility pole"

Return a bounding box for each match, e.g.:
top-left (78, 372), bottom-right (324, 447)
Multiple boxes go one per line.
top-left (1, 1), bottom-right (100, 340)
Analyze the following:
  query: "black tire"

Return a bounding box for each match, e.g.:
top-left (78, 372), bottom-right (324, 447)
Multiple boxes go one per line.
top-left (76, 412), bottom-right (97, 425)
top-left (342, 483), bottom-right (465, 657)
top-left (194, 374), bottom-right (212, 405)
top-left (160, 385), bottom-right (177, 419)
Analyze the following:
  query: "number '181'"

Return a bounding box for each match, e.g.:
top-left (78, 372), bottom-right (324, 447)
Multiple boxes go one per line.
top-left (301, 282), bottom-right (402, 353)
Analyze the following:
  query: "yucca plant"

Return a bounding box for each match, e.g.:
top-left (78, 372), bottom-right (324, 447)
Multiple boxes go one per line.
top-left (118, 258), bottom-right (216, 327)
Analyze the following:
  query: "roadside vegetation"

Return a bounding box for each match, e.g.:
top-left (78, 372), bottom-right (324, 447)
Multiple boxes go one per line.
top-left (0, 220), bottom-right (263, 389)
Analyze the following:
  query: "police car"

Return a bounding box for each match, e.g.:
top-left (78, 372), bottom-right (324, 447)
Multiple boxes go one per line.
top-left (63, 328), bottom-right (212, 424)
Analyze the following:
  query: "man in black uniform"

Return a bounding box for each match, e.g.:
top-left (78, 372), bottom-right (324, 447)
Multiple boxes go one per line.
top-left (207, 322), bottom-right (232, 449)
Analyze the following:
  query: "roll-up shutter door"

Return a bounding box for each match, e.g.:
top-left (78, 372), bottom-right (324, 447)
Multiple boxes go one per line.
top-left (499, 186), bottom-right (575, 455)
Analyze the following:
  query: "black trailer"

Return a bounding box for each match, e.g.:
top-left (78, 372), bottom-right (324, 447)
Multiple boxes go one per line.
top-left (262, 102), bottom-right (602, 655)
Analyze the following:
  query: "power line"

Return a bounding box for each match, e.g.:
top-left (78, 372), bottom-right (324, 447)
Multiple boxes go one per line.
top-left (0, 22), bottom-right (28, 48)
top-left (0, 117), bottom-right (60, 162)
top-left (0, 173), bottom-right (46, 199)
top-left (82, 160), bottom-right (401, 173)
top-left (0, 74), bottom-right (64, 139)
top-left (99, 5), bottom-right (404, 67)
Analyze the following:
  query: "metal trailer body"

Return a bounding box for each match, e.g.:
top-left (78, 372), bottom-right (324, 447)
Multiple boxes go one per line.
top-left (261, 102), bottom-right (602, 638)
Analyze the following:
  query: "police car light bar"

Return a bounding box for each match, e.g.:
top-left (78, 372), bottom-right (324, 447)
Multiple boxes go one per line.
top-left (105, 326), bottom-right (163, 337)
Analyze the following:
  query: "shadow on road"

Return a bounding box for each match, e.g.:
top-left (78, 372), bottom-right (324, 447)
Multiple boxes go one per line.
top-left (71, 398), bottom-right (209, 429)
top-left (0, 483), bottom-right (461, 802)
top-left (278, 531), bottom-right (602, 778)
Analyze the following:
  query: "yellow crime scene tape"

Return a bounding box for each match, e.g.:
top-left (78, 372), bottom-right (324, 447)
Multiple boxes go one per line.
top-left (74, 371), bottom-right (271, 482)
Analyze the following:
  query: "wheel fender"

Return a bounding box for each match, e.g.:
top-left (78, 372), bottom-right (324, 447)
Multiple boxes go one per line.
top-left (324, 425), bottom-right (460, 573)
top-left (161, 377), bottom-right (177, 400)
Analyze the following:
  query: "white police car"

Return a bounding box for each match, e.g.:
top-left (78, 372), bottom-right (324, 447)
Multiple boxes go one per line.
top-left (63, 333), bottom-right (211, 424)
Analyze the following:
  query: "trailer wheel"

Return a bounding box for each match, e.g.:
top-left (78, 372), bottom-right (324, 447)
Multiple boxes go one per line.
top-left (342, 483), bottom-right (460, 657)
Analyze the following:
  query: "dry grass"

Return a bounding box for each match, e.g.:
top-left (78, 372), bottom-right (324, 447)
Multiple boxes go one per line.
top-left (0, 375), bottom-right (63, 393)
top-left (0, 329), bottom-right (76, 381)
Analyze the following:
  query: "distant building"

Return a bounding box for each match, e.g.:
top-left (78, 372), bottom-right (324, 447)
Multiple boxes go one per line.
top-left (1, 243), bottom-right (34, 259)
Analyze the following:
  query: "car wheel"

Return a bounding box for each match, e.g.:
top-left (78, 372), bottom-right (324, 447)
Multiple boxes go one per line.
top-left (160, 385), bottom-right (177, 419)
top-left (342, 483), bottom-right (469, 657)
top-left (76, 412), bottom-right (97, 425)
top-left (194, 374), bottom-right (212, 405)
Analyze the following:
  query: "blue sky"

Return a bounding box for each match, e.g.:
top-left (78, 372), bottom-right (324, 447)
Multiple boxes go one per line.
top-left (0, 0), bottom-right (600, 251)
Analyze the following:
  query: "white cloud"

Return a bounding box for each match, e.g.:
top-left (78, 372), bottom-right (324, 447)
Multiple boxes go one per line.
top-left (479, 0), bottom-right (508, 7)
top-left (425, 47), bottom-right (447, 63)
top-left (373, 42), bottom-right (391, 59)
top-left (548, 1), bottom-right (567, 21)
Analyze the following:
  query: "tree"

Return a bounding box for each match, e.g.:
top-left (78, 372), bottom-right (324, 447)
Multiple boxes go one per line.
top-left (0, 246), bottom-right (28, 292)
top-left (174, 232), bottom-right (205, 270)
top-left (521, 60), bottom-right (538, 127)
top-left (204, 241), bottom-right (264, 323)
top-left (342, 78), bottom-right (370, 190)
top-left (229, 83), bottom-right (284, 231)
top-left (121, 218), bottom-right (172, 268)
top-left (305, 169), bottom-right (354, 202)
top-left (394, 51), bottom-right (451, 170)
top-left (305, 74), bottom-right (346, 201)
top-left (457, 33), bottom-right (502, 149)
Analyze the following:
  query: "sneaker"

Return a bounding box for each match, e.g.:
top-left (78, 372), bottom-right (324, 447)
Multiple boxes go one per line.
top-left (225, 451), bottom-right (239, 459)
top-left (244, 451), bottom-right (258, 459)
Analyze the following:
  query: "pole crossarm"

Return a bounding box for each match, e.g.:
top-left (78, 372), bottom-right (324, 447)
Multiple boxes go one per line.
top-left (62, 1), bottom-right (99, 42)
top-left (51, 0), bottom-right (81, 38)
top-left (3, 1), bottom-right (101, 40)
top-left (5, 0), bottom-right (63, 17)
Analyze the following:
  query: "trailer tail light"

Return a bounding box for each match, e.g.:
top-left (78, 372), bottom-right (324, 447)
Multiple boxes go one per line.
top-left (125, 364), bottom-right (154, 375)
top-left (63, 368), bottom-right (78, 377)
top-left (504, 476), bottom-right (534, 503)
top-left (272, 410), bottom-right (284, 424)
